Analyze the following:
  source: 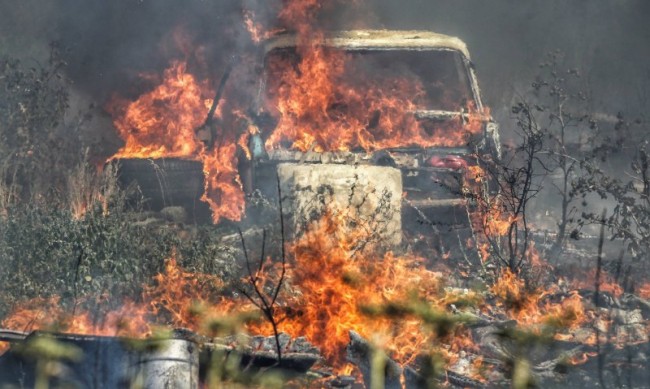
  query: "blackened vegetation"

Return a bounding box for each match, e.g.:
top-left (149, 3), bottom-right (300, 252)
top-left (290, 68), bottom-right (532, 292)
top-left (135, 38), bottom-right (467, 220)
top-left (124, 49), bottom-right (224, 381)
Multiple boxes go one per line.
top-left (481, 98), bottom-right (544, 274)
top-left (236, 177), bottom-right (288, 364)
top-left (468, 52), bottom-right (650, 387)
top-left (0, 43), bottom-right (80, 204)
top-left (473, 52), bottom-right (649, 278)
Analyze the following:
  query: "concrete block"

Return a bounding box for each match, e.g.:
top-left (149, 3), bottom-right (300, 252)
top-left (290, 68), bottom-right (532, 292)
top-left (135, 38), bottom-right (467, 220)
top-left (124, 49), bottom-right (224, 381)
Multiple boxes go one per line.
top-left (277, 163), bottom-right (402, 247)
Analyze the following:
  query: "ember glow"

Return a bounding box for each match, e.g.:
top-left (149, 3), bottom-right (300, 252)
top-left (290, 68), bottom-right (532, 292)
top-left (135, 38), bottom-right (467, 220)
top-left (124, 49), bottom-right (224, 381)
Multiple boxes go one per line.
top-left (0, 296), bottom-right (150, 347)
top-left (569, 268), bottom-right (624, 298)
top-left (107, 60), bottom-right (245, 223)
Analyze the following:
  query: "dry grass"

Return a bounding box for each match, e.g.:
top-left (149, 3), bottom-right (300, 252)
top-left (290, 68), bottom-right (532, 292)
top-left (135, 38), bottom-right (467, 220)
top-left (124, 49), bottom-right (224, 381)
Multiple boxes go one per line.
top-left (0, 160), bottom-right (19, 217)
top-left (67, 154), bottom-right (120, 219)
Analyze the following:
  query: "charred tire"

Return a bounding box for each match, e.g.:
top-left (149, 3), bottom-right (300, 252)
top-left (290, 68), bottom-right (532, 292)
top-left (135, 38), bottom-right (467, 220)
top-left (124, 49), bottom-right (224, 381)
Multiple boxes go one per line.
top-left (113, 158), bottom-right (205, 212)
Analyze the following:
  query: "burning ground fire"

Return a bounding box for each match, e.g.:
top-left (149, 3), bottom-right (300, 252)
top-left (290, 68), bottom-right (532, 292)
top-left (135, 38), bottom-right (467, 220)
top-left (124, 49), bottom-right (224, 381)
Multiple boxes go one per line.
top-left (1, 206), bottom-right (632, 382)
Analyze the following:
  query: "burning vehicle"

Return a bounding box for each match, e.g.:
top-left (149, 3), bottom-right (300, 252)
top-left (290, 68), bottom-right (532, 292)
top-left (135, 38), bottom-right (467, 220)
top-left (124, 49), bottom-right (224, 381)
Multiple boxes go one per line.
top-left (114, 30), bottom-right (501, 245)
top-left (242, 30), bottom-right (501, 245)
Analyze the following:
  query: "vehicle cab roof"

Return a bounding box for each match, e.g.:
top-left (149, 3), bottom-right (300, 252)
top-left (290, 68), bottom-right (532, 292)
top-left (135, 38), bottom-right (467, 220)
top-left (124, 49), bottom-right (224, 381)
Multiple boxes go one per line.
top-left (263, 30), bottom-right (471, 59)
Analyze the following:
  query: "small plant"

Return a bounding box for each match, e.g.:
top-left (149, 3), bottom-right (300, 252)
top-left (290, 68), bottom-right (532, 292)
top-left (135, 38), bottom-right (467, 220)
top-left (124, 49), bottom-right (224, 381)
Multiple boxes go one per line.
top-left (237, 178), bottom-right (288, 364)
top-left (472, 98), bottom-right (545, 274)
top-left (237, 228), bottom-right (287, 364)
top-left (472, 52), bottom-right (627, 276)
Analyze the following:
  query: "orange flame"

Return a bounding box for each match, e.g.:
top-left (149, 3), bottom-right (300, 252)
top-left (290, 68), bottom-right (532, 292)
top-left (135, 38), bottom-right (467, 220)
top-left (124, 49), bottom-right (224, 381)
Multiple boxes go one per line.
top-left (263, 40), bottom-right (485, 153)
top-left (107, 61), bottom-right (245, 223)
top-left (570, 269), bottom-right (624, 298)
top-left (237, 208), bottom-right (486, 376)
top-left (489, 269), bottom-right (586, 333)
top-left (109, 61), bottom-right (209, 159)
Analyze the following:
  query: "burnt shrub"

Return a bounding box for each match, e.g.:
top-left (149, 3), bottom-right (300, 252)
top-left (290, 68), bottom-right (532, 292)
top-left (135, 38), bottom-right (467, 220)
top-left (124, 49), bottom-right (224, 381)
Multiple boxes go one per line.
top-left (0, 200), bottom-right (240, 321)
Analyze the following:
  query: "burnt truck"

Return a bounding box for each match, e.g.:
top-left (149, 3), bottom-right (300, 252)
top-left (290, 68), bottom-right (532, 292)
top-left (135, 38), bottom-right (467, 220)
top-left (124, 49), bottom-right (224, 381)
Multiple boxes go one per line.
top-left (115, 30), bottom-right (500, 246)
top-left (239, 30), bottom-right (501, 246)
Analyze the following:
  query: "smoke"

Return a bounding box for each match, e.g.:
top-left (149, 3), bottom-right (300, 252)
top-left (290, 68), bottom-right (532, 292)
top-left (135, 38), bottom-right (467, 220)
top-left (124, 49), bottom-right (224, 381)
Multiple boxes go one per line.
top-left (52, 1), bottom-right (250, 100)
top-left (1, 0), bottom-right (649, 147)
top-left (367, 0), bottom-right (650, 117)
top-left (3, 1), bottom-right (648, 110)
top-left (1, 0), bottom-right (271, 157)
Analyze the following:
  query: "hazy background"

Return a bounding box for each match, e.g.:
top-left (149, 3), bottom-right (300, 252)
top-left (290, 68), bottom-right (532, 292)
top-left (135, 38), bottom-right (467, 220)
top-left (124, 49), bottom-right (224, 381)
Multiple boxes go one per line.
top-left (1, 0), bottom-right (648, 143)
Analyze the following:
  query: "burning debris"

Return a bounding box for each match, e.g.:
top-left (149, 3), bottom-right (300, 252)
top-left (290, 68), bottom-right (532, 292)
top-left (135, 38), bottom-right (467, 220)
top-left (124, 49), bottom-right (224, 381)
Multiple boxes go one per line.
top-left (0, 0), bottom-right (649, 388)
top-left (2, 205), bottom-right (649, 387)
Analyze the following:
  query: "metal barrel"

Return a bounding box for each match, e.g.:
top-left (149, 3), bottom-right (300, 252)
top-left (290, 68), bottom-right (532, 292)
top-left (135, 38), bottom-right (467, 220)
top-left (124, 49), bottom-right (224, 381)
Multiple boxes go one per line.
top-left (137, 334), bottom-right (200, 389)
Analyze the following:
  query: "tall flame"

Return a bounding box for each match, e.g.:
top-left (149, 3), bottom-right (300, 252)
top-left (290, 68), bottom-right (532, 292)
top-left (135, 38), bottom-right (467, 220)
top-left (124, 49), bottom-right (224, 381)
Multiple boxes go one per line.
top-left (277, 210), bottom-right (442, 367)
top-left (263, 40), bottom-right (485, 153)
top-left (107, 61), bottom-right (245, 223)
top-left (109, 61), bottom-right (209, 159)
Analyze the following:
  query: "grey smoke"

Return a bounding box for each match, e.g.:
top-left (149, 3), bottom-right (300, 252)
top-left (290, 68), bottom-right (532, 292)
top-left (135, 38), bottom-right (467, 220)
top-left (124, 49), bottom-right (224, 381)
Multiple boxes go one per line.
top-left (1, 0), bottom-right (649, 124)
